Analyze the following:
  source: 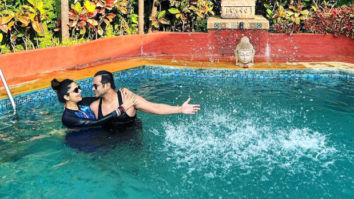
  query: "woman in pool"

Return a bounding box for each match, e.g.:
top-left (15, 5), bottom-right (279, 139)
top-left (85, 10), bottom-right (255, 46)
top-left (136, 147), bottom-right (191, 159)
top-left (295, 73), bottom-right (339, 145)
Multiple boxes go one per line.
top-left (51, 79), bottom-right (135, 128)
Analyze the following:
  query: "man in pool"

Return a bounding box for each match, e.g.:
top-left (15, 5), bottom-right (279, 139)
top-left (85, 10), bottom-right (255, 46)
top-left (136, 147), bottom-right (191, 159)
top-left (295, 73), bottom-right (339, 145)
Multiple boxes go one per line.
top-left (90, 70), bottom-right (200, 129)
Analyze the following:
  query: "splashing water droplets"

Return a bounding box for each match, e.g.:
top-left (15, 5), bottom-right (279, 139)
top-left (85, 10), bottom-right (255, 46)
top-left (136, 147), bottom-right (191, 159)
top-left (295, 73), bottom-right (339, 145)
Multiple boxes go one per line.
top-left (162, 109), bottom-right (337, 176)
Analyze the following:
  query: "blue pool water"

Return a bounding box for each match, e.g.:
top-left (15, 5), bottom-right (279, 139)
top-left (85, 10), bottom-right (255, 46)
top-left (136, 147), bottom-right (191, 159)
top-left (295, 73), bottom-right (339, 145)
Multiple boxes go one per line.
top-left (0, 66), bottom-right (353, 198)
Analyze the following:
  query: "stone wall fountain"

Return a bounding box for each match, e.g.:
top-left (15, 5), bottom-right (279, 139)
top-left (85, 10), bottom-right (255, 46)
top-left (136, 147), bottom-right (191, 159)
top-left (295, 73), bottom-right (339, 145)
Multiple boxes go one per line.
top-left (207, 0), bottom-right (269, 67)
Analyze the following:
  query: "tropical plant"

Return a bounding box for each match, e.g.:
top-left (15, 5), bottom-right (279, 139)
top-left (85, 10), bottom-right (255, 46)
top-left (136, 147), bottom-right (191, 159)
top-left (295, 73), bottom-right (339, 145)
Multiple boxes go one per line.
top-left (337, 0), bottom-right (354, 6)
top-left (169, 0), bottom-right (214, 31)
top-left (68, 0), bottom-right (110, 39)
top-left (0, 0), bottom-right (57, 52)
top-left (270, 2), bottom-right (310, 34)
top-left (263, 0), bottom-right (353, 38)
top-left (113, 0), bottom-right (138, 35)
top-left (150, 9), bottom-right (169, 30)
top-left (66, 0), bottom-right (137, 40)
top-left (148, 0), bottom-right (214, 32)
top-left (304, 4), bottom-right (354, 38)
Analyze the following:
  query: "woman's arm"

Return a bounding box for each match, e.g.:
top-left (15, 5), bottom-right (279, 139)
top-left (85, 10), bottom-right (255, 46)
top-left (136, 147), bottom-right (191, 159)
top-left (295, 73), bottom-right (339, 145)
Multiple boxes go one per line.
top-left (62, 107), bottom-right (125, 128)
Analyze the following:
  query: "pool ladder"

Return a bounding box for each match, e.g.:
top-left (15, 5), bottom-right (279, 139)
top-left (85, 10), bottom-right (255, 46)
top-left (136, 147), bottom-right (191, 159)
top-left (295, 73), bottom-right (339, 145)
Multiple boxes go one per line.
top-left (0, 68), bottom-right (16, 115)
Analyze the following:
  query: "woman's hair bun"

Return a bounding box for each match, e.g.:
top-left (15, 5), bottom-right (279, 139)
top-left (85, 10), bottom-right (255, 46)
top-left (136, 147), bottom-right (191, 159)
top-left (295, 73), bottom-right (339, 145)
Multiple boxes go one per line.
top-left (51, 79), bottom-right (61, 92)
top-left (51, 78), bottom-right (74, 103)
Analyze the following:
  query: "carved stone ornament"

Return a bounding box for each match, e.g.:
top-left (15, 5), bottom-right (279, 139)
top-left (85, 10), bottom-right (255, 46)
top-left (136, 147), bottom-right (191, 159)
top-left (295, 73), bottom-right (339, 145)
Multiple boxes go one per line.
top-left (235, 36), bottom-right (255, 67)
top-left (221, 0), bottom-right (256, 19)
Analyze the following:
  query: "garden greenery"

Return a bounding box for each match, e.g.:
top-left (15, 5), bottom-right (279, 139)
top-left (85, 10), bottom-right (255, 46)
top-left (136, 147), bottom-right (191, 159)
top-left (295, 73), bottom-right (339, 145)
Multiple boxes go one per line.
top-left (0, 0), bottom-right (353, 54)
top-left (263, 0), bottom-right (353, 37)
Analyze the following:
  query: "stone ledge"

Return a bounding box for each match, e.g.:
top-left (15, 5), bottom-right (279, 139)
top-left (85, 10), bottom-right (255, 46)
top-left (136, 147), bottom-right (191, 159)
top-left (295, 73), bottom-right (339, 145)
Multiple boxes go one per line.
top-left (207, 16), bottom-right (269, 30)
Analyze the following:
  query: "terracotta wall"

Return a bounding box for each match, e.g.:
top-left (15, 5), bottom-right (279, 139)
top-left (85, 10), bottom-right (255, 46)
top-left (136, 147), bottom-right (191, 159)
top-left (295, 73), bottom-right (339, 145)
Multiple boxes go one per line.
top-left (0, 32), bottom-right (353, 81)
top-left (268, 33), bottom-right (354, 62)
top-left (142, 33), bottom-right (210, 61)
top-left (142, 31), bottom-right (354, 63)
top-left (0, 35), bottom-right (143, 80)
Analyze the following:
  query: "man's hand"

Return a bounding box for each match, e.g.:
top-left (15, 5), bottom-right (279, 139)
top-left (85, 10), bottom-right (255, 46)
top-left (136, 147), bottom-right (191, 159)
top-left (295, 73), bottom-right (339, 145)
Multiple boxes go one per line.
top-left (181, 98), bottom-right (200, 114)
top-left (120, 89), bottom-right (136, 111)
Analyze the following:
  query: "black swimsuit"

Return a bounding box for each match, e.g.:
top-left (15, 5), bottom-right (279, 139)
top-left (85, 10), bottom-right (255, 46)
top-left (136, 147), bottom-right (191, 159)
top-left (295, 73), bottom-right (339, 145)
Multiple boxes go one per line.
top-left (97, 90), bottom-right (136, 129)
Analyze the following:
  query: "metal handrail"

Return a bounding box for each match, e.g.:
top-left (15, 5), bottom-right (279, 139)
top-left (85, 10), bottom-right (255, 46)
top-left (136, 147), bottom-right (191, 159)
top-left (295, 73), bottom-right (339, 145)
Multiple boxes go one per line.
top-left (0, 68), bottom-right (16, 115)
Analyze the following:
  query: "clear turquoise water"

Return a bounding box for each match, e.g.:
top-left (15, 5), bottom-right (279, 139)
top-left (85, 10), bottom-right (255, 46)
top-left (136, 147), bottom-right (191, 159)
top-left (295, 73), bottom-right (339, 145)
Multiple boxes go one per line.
top-left (0, 67), bottom-right (353, 199)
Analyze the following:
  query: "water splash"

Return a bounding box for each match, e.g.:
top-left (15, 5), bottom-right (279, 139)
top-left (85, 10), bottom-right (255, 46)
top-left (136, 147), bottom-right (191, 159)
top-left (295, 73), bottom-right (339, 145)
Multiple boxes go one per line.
top-left (161, 109), bottom-right (337, 176)
top-left (265, 42), bottom-right (270, 58)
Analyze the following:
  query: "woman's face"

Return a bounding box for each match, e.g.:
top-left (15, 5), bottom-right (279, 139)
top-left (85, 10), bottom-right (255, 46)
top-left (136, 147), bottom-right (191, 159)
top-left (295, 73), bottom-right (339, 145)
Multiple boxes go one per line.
top-left (65, 82), bottom-right (82, 103)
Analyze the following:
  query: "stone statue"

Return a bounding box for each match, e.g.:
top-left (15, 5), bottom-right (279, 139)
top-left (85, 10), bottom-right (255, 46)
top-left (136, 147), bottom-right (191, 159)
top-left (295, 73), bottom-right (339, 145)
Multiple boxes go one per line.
top-left (235, 36), bottom-right (255, 67)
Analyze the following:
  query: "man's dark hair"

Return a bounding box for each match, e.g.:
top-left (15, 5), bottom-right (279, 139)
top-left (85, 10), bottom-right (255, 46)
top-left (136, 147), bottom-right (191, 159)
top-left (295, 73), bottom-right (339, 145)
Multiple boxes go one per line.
top-left (94, 70), bottom-right (116, 89)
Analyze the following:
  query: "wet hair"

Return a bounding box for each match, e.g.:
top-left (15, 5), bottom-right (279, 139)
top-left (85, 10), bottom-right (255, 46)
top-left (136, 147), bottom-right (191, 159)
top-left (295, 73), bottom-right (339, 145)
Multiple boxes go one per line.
top-left (51, 79), bottom-right (74, 103)
top-left (94, 70), bottom-right (116, 89)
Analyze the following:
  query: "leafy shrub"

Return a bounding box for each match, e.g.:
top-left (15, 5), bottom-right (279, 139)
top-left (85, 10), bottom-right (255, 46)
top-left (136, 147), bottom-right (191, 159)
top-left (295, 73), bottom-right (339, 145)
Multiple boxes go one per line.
top-left (65, 0), bottom-right (138, 40)
top-left (0, 0), bottom-right (59, 53)
top-left (195, 18), bottom-right (207, 32)
top-left (149, 0), bottom-right (214, 32)
top-left (264, 0), bottom-right (353, 37)
top-left (337, 0), bottom-right (354, 6)
top-left (304, 4), bottom-right (354, 38)
top-left (269, 3), bottom-right (310, 34)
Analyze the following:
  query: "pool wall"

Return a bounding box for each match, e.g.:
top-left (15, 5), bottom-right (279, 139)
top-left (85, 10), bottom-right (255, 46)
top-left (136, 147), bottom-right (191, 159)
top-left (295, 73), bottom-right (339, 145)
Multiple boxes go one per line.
top-left (0, 31), bottom-right (353, 82)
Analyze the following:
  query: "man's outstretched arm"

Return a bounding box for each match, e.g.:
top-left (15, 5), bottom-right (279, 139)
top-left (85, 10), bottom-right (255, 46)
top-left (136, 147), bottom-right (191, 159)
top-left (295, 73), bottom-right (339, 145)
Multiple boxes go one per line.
top-left (121, 88), bottom-right (200, 115)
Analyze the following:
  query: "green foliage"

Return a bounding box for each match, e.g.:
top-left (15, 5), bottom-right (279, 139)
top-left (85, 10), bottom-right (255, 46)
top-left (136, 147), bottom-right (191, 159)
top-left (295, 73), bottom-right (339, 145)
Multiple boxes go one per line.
top-left (195, 19), bottom-right (207, 32)
top-left (36, 28), bottom-right (59, 48)
top-left (0, 0), bottom-right (138, 54)
top-left (264, 0), bottom-right (353, 37)
top-left (304, 4), bottom-right (354, 38)
top-left (258, 0), bottom-right (352, 16)
top-left (266, 2), bottom-right (311, 34)
top-left (0, 45), bottom-right (12, 54)
top-left (149, 0), bottom-right (214, 32)
top-left (65, 0), bottom-right (138, 40)
top-left (60, 37), bottom-right (90, 46)
top-left (337, 0), bottom-right (354, 6)
top-left (2, 0), bottom-right (350, 55)
top-left (0, 0), bottom-right (59, 53)
top-left (104, 24), bottom-right (115, 38)
top-left (113, 0), bottom-right (138, 35)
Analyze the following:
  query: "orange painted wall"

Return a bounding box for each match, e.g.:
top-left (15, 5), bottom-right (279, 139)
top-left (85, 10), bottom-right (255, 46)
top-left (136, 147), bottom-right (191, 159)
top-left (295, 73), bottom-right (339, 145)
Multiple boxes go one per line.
top-left (0, 35), bottom-right (142, 80)
top-left (141, 33), bottom-right (210, 61)
top-left (268, 33), bottom-right (354, 62)
top-left (0, 32), bottom-right (353, 82)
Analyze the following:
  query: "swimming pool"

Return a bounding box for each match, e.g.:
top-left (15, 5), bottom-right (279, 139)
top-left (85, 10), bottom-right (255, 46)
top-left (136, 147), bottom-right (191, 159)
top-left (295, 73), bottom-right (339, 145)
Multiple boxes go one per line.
top-left (0, 66), bottom-right (353, 198)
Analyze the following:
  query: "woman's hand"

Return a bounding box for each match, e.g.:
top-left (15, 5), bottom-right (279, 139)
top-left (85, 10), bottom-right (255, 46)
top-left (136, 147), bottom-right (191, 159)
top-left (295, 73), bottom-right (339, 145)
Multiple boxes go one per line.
top-left (181, 98), bottom-right (200, 114)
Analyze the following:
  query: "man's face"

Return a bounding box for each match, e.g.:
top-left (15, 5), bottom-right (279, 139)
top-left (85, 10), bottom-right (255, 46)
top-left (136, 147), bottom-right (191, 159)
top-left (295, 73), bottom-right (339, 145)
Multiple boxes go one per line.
top-left (92, 75), bottom-right (107, 97)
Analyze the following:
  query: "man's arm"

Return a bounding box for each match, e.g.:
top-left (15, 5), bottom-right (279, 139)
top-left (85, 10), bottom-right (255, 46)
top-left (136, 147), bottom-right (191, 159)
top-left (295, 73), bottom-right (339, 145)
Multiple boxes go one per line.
top-left (121, 88), bottom-right (200, 115)
top-left (135, 95), bottom-right (182, 114)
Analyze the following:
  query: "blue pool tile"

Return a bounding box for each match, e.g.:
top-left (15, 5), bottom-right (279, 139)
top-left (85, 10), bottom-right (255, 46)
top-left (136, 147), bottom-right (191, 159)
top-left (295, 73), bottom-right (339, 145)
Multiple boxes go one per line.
top-left (0, 66), bottom-right (353, 114)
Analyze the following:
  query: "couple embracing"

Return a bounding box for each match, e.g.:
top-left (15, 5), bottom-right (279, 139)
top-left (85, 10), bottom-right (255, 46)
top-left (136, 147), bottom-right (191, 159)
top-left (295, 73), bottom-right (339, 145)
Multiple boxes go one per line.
top-left (51, 70), bottom-right (200, 129)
